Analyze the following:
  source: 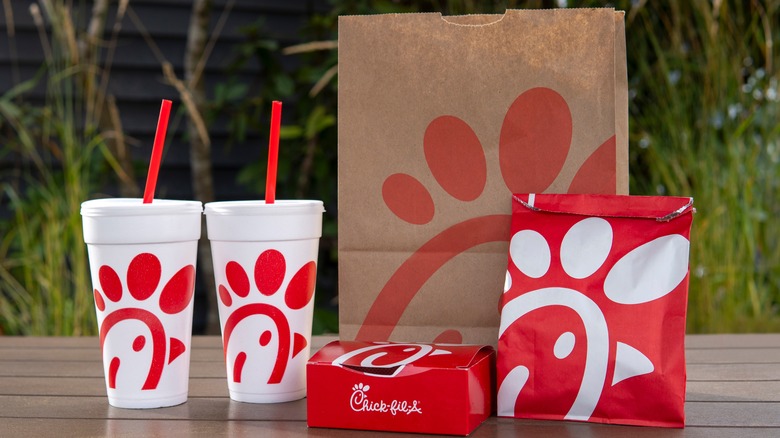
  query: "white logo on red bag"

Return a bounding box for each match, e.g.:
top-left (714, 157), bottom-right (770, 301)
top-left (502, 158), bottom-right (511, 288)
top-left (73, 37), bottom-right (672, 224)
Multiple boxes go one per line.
top-left (350, 383), bottom-right (422, 416)
top-left (499, 217), bottom-right (690, 421)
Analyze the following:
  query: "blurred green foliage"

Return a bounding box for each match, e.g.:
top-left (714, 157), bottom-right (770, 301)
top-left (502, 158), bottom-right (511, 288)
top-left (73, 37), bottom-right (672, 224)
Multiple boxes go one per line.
top-left (0, 1), bottom-right (106, 335)
top-left (622, 1), bottom-right (780, 331)
top-left (1, 0), bottom-right (778, 335)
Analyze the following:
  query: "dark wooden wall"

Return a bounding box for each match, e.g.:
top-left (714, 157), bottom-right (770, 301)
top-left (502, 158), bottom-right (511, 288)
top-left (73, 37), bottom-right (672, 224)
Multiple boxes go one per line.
top-left (3, 0), bottom-right (328, 198)
top-left (0, 0), bottom-right (331, 333)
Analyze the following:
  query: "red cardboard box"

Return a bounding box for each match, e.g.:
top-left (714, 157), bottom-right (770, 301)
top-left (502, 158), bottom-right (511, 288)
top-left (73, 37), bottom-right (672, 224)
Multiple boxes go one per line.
top-left (307, 341), bottom-right (494, 435)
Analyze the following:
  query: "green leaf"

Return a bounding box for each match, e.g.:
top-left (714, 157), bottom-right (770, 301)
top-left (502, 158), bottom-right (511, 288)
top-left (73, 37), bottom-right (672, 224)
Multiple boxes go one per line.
top-left (255, 39), bottom-right (278, 51)
top-left (273, 75), bottom-right (295, 97)
top-left (312, 307), bottom-right (338, 335)
top-left (236, 162), bottom-right (263, 188)
top-left (226, 83), bottom-right (249, 102)
top-left (232, 113), bottom-right (248, 142)
top-left (0, 69), bottom-right (43, 102)
top-left (0, 100), bottom-right (21, 119)
top-left (304, 106), bottom-right (336, 139)
top-left (279, 125), bottom-right (304, 139)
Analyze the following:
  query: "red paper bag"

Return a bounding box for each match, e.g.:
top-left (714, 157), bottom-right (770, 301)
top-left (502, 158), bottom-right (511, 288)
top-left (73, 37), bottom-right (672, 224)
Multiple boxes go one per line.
top-left (497, 194), bottom-right (694, 427)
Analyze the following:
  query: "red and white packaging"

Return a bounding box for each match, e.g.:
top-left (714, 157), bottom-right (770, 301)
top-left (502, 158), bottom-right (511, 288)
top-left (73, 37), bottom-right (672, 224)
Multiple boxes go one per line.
top-left (81, 198), bottom-right (202, 409)
top-left (204, 200), bottom-right (324, 403)
top-left (498, 194), bottom-right (694, 427)
top-left (307, 341), bottom-right (494, 435)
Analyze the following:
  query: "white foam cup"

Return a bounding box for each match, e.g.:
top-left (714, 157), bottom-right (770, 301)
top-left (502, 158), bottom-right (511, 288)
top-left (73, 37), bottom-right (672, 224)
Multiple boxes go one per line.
top-left (81, 198), bottom-right (202, 408)
top-left (204, 200), bottom-right (324, 403)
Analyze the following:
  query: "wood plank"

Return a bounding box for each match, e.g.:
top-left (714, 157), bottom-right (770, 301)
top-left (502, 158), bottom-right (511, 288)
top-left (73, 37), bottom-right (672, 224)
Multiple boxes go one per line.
top-left (5, 417), bottom-right (778, 438)
top-left (686, 402), bottom-right (780, 427)
top-left (686, 348), bottom-right (780, 364)
top-left (0, 32), bottom-right (285, 71)
top-left (685, 334), bottom-right (780, 349)
top-left (0, 377), bottom-right (107, 397)
top-left (2, 411), bottom-right (779, 437)
top-left (0, 395), bottom-right (307, 421)
top-left (687, 363), bottom-right (780, 381)
top-left (1, 335), bottom-right (779, 435)
top-left (3, 418), bottom-right (313, 438)
top-left (487, 419), bottom-right (778, 438)
top-left (686, 381), bottom-right (780, 402)
top-left (0, 337), bottom-right (98, 348)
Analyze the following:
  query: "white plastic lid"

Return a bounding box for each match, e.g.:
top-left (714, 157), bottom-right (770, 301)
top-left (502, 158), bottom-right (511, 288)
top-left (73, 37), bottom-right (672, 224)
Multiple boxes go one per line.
top-left (81, 198), bottom-right (203, 244)
top-left (81, 198), bottom-right (203, 217)
top-left (203, 200), bottom-right (325, 216)
top-left (204, 200), bottom-right (324, 242)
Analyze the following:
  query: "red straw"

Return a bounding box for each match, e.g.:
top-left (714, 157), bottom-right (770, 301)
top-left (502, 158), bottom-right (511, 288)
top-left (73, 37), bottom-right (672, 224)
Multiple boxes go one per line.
top-left (265, 100), bottom-right (282, 204)
top-left (143, 99), bottom-right (173, 204)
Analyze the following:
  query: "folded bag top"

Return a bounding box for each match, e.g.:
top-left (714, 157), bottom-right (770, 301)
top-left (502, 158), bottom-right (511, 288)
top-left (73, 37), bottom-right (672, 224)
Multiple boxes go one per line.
top-left (513, 193), bottom-right (694, 221)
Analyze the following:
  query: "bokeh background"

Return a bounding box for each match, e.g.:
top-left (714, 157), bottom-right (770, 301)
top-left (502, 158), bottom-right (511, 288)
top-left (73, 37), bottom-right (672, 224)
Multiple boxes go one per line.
top-left (0, 0), bottom-right (778, 335)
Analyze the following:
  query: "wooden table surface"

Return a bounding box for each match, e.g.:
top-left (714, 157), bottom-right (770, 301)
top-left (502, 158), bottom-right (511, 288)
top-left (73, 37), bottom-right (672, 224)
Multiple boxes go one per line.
top-left (1, 334), bottom-right (779, 437)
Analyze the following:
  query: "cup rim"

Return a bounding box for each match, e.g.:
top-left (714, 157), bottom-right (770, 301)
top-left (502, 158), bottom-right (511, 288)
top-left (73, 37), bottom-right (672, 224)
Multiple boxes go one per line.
top-left (80, 198), bottom-right (203, 217)
top-left (203, 200), bottom-right (324, 216)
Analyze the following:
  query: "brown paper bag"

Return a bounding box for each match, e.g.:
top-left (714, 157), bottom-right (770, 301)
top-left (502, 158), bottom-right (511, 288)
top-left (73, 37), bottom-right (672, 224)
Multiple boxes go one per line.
top-left (338, 9), bottom-right (628, 346)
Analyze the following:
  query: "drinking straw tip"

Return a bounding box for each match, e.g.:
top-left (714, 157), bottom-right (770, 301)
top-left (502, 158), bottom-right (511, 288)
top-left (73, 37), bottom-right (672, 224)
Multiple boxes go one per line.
top-left (143, 99), bottom-right (174, 203)
top-left (265, 101), bottom-right (282, 204)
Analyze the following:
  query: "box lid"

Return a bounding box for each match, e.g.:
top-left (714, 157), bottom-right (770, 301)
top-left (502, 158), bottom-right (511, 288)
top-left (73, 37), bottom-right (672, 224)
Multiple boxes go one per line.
top-left (310, 341), bottom-right (493, 378)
